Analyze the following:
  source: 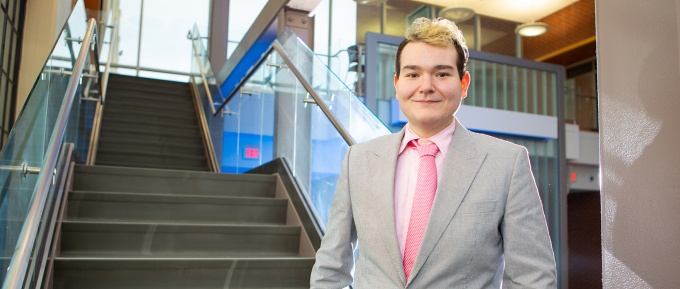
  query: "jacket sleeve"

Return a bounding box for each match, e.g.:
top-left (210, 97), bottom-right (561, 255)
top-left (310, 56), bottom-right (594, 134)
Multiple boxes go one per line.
top-left (310, 147), bottom-right (358, 288)
top-left (501, 147), bottom-right (557, 288)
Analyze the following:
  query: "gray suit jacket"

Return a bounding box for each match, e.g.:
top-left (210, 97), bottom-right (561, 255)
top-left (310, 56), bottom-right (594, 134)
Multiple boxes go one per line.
top-left (310, 120), bottom-right (556, 288)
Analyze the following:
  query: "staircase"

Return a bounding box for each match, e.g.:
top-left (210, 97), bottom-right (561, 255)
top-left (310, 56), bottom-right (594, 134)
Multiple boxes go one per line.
top-left (95, 74), bottom-right (209, 171)
top-left (48, 74), bottom-right (315, 288)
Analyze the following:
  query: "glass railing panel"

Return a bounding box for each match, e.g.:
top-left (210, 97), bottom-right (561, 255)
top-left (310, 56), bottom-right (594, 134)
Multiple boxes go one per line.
top-left (190, 25), bottom-right (227, 107)
top-left (263, 49), bottom-right (349, 229)
top-left (190, 25), bottom-right (228, 172)
top-left (277, 28), bottom-right (391, 144)
top-left (210, 44), bottom-right (278, 174)
top-left (0, 0), bottom-right (97, 285)
top-left (216, 30), bottom-right (390, 229)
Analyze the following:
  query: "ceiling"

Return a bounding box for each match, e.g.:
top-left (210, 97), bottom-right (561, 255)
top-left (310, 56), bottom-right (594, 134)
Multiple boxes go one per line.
top-left (412, 0), bottom-right (580, 23)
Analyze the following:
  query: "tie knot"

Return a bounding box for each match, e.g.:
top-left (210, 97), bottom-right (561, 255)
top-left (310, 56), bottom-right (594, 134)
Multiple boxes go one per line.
top-left (413, 139), bottom-right (439, 157)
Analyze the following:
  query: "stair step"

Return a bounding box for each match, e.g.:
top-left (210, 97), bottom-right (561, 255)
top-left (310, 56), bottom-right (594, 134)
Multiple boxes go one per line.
top-left (72, 165), bottom-right (277, 197)
top-left (105, 99), bottom-right (195, 115)
top-left (99, 116), bottom-right (200, 131)
top-left (93, 160), bottom-right (209, 171)
top-left (67, 191), bottom-right (288, 225)
top-left (59, 221), bottom-right (301, 256)
top-left (102, 103), bottom-right (196, 118)
top-left (98, 127), bottom-right (203, 146)
top-left (52, 257), bottom-right (314, 289)
top-left (99, 125), bottom-right (199, 138)
top-left (105, 91), bottom-right (193, 107)
top-left (95, 149), bottom-right (207, 169)
top-left (97, 137), bottom-right (204, 156)
top-left (103, 107), bottom-right (197, 123)
top-left (108, 74), bottom-right (189, 89)
top-left (102, 108), bottom-right (198, 125)
top-left (100, 121), bottom-right (200, 138)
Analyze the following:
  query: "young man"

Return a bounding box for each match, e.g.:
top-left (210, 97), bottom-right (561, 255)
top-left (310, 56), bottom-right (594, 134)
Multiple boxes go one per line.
top-left (310, 17), bottom-right (556, 288)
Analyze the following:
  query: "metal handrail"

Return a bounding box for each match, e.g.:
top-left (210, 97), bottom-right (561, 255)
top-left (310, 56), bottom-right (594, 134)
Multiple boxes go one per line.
top-left (1, 18), bottom-right (98, 289)
top-left (86, 13), bottom-right (118, 165)
top-left (189, 33), bottom-right (217, 114)
top-left (272, 42), bottom-right (357, 146)
top-left (100, 16), bottom-right (118, 104)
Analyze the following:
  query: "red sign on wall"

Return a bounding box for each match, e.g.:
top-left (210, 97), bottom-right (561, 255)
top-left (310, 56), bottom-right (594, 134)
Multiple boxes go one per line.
top-left (245, 147), bottom-right (259, 159)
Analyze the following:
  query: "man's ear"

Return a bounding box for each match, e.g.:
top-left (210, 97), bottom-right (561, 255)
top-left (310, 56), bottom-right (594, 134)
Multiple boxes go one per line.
top-left (461, 71), bottom-right (471, 99)
top-left (393, 74), bottom-right (399, 98)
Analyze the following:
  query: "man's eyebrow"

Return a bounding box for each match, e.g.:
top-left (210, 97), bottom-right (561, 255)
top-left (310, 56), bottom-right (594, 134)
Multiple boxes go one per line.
top-left (434, 65), bottom-right (455, 70)
top-left (401, 65), bottom-right (420, 70)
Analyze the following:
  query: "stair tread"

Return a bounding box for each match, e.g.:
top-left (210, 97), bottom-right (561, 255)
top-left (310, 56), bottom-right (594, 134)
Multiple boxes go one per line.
top-left (55, 256), bottom-right (314, 261)
top-left (58, 251), bottom-right (301, 258)
top-left (105, 99), bottom-right (195, 112)
top-left (74, 164), bottom-right (274, 181)
top-left (69, 190), bottom-right (284, 203)
top-left (62, 219), bottom-right (298, 230)
top-left (99, 125), bottom-right (200, 137)
top-left (103, 107), bottom-right (197, 120)
top-left (96, 148), bottom-right (206, 160)
top-left (103, 105), bottom-right (195, 117)
top-left (93, 161), bottom-right (208, 171)
top-left (108, 74), bottom-right (190, 86)
top-left (97, 137), bottom-right (204, 149)
top-left (99, 117), bottom-right (199, 130)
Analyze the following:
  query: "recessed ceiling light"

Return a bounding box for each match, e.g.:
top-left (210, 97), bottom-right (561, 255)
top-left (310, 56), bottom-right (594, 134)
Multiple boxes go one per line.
top-left (515, 22), bottom-right (550, 37)
top-left (439, 7), bottom-right (476, 23)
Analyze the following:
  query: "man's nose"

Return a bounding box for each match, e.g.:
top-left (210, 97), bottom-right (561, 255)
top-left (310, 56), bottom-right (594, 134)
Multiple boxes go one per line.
top-left (419, 74), bottom-right (435, 94)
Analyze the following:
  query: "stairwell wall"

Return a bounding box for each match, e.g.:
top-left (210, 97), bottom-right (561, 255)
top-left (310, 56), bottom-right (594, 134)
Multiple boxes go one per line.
top-left (16, 0), bottom-right (72, 119)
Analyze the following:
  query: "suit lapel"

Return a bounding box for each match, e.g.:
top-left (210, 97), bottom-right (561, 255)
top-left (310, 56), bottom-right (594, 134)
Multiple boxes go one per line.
top-left (407, 121), bottom-right (488, 283)
top-left (369, 129), bottom-right (407, 286)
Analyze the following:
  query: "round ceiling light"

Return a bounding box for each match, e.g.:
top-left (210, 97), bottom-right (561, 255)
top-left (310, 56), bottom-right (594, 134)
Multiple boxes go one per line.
top-left (515, 22), bottom-right (550, 37)
top-left (438, 7), bottom-right (476, 23)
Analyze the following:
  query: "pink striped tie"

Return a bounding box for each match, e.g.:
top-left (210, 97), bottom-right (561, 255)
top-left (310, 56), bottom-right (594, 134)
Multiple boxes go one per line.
top-left (403, 139), bottom-right (439, 280)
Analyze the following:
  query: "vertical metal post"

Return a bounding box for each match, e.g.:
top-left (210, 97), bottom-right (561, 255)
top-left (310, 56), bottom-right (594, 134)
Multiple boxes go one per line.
top-left (516, 32), bottom-right (523, 58)
top-left (380, 1), bottom-right (386, 34)
top-left (357, 44), bottom-right (363, 97)
top-left (474, 15), bottom-right (481, 51)
top-left (136, 0), bottom-right (145, 76)
top-left (327, 0), bottom-right (333, 69)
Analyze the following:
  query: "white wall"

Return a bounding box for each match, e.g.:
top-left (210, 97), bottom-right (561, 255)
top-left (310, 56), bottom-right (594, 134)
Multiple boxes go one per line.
top-left (596, 0), bottom-right (680, 287)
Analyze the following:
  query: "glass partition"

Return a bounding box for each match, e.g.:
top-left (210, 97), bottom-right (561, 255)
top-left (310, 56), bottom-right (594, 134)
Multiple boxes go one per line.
top-left (201, 27), bottom-right (391, 230)
top-left (230, 48), bottom-right (351, 229)
top-left (277, 28), bottom-right (391, 144)
top-left (190, 24), bottom-right (226, 171)
top-left (273, 28), bottom-right (391, 228)
top-left (466, 58), bottom-right (558, 116)
top-left (0, 0), bottom-right (99, 285)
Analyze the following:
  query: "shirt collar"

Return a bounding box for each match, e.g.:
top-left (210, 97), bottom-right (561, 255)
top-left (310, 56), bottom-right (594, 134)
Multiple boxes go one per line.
top-left (398, 120), bottom-right (456, 158)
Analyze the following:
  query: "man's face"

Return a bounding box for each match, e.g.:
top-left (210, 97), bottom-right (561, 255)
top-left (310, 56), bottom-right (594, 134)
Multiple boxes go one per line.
top-left (394, 41), bottom-right (470, 137)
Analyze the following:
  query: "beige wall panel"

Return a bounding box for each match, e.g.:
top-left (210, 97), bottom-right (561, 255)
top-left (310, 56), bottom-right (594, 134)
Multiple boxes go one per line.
top-left (596, 0), bottom-right (680, 287)
top-left (16, 0), bottom-right (72, 118)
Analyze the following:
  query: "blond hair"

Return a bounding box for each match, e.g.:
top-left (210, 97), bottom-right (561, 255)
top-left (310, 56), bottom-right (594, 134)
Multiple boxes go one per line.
top-left (395, 17), bottom-right (469, 79)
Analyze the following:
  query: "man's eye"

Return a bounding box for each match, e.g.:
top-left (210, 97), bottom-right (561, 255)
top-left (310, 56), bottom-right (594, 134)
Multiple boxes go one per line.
top-left (436, 72), bottom-right (451, 77)
top-left (405, 73), bottom-right (418, 78)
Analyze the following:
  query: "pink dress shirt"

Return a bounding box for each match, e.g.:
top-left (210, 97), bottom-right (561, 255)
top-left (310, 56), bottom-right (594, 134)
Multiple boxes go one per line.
top-left (394, 121), bottom-right (456, 259)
